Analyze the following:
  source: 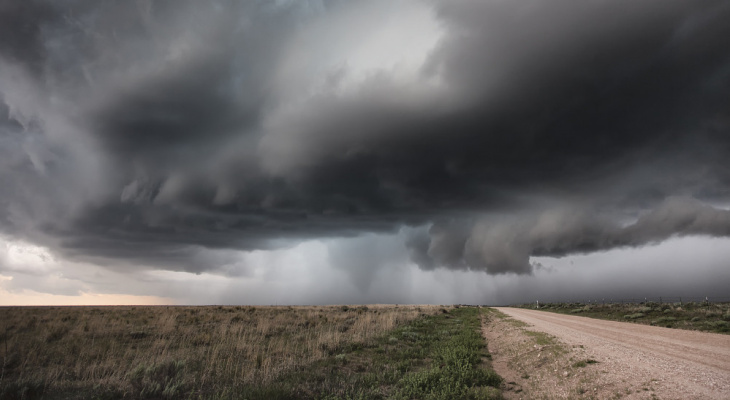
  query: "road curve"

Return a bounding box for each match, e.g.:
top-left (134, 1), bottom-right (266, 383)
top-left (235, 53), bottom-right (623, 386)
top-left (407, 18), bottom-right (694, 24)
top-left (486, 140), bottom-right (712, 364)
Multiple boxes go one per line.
top-left (495, 307), bottom-right (730, 399)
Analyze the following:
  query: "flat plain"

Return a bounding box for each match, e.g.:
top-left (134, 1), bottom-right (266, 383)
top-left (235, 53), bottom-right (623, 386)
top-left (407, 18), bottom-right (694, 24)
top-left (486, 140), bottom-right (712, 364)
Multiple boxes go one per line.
top-left (4, 303), bottom-right (729, 399)
top-left (0, 305), bottom-right (502, 400)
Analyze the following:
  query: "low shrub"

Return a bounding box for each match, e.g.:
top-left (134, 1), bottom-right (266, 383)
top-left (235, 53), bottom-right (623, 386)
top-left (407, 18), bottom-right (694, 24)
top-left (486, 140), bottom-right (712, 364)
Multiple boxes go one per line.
top-left (572, 359), bottom-right (597, 368)
top-left (706, 320), bottom-right (730, 332)
top-left (651, 317), bottom-right (676, 327)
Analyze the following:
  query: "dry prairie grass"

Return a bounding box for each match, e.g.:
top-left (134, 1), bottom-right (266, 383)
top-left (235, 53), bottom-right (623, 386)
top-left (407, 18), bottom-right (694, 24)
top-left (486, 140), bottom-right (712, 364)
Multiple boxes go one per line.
top-left (0, 304), bottom-right (442, 399)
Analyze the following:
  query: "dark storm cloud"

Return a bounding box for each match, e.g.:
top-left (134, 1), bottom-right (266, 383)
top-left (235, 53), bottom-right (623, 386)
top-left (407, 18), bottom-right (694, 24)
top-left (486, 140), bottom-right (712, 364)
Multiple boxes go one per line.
top-left (0, 1), bottom-right (57, 76)
top-left (1, 0), bottom-right (729, 276)
top-left (409, 197), bottom-right (730, 275)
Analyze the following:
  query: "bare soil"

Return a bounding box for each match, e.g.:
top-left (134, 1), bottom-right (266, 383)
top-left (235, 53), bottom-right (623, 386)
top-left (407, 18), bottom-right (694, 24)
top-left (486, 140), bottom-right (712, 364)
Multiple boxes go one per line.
top-left (484, 307), bottom-right (730, 399)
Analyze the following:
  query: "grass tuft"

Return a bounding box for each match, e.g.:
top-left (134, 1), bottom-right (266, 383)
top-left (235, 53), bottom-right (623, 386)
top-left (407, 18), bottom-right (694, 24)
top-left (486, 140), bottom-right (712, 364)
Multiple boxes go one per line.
top-left (572, 359), bottom-right (598, 368)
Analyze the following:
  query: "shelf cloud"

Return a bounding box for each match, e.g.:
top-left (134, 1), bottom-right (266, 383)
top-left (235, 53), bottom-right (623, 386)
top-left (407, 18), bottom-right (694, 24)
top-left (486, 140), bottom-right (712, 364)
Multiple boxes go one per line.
top-left (1, 0), bottom-right (729, 303)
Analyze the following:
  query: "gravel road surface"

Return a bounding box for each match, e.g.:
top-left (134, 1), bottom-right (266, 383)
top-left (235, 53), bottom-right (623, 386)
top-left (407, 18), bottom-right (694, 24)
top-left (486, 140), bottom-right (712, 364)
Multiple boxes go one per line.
top-left (494, 307), bottom-right (730, 399)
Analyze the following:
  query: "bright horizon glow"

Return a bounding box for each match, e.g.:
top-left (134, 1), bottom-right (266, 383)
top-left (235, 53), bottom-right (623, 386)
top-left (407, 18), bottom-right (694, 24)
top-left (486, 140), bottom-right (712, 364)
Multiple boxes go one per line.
top-left (0, 282), bottom-right (176, 306)
top-left (3, 236), bottom-right (729, 306)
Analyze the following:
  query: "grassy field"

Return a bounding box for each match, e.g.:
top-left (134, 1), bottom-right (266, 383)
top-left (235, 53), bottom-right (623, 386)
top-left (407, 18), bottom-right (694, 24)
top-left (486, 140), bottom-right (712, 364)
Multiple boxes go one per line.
top-left (516, 301), bottom-right (730, 334)
top-left (0, 304), bottom-right (502, 399)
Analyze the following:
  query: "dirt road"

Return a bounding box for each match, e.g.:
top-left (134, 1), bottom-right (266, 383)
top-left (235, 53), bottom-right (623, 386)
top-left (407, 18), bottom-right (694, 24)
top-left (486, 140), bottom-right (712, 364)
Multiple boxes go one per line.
top-left (491, 307), bottom-right (730, 399)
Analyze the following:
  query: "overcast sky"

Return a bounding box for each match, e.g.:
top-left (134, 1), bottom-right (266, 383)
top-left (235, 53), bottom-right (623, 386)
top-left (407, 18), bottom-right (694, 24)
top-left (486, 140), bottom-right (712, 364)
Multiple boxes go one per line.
top-left (1, 0), bottom-right (729, 305)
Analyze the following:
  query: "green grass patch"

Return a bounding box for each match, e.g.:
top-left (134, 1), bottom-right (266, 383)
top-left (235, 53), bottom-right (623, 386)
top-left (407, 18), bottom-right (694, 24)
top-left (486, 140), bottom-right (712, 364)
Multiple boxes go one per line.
top-left (523, 330), bottom-right (554, 346)
top-left (240, 306), bottom-right (503, 400)
top-left (503, 318), bottom-right (529, 328)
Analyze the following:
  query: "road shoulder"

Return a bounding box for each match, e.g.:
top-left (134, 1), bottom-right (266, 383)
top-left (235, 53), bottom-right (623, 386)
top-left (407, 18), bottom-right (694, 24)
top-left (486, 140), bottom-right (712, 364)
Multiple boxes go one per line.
top-left (482, 307), bottom-right (662, 399)
top-left (488, 307), bottom-right (730, 399)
